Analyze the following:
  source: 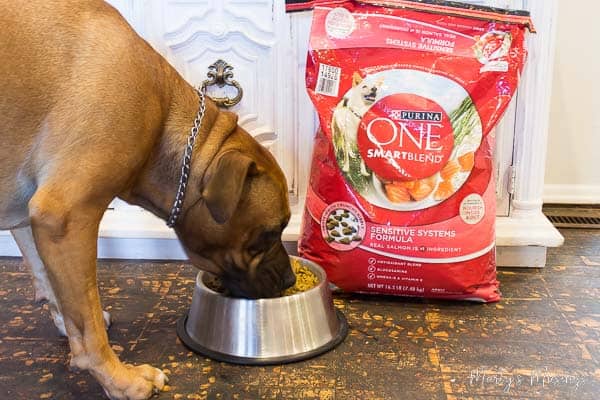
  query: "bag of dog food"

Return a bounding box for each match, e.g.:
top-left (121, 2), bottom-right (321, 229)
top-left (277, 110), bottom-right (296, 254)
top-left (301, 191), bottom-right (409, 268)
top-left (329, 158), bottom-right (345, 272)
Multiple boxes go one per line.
top-left (298, 0), bottom-right (534, 302)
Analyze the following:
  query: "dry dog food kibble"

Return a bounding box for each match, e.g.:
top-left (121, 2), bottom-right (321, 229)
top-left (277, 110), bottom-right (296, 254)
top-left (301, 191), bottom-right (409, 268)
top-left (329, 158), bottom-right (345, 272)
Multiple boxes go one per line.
top-left (282, 259), bottom-right (320, 296)
top-left (299, 0), bottom-right (534, 302)
top-left (204, 258), bottom-right (320, 297)
top-left (203, 273), bottom-right (227, 294)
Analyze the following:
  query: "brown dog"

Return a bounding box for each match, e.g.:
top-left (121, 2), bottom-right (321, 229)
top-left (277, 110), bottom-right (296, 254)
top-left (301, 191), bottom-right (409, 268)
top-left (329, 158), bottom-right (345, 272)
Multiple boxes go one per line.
top-left (0, 0), bottom-right (295, 398)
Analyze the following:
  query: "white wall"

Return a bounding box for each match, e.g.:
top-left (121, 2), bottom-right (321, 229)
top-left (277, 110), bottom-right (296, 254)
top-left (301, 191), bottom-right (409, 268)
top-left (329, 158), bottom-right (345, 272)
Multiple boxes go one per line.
top-left (544, 0), bottom-right (600, 204)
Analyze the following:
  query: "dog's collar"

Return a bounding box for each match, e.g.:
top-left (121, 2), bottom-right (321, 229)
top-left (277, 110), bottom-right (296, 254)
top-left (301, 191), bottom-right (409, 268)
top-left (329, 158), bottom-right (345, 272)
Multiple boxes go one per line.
top-left (342, 98), bottom-right (364, 120)
top-left (166, 88), bottom-right (207, 228)
top-left (350, 108), bottom-right (362, 119)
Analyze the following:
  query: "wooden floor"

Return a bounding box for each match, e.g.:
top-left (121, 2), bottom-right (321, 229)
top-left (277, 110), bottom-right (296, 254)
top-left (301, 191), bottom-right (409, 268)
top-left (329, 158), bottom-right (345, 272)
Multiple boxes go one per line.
top-left (0, 228), bottom-right (598, 399)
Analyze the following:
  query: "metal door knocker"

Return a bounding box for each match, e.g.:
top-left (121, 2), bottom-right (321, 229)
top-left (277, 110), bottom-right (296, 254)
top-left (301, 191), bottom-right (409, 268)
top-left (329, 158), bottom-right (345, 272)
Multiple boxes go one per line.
top-left (201, 59), bottom-right (243, 108)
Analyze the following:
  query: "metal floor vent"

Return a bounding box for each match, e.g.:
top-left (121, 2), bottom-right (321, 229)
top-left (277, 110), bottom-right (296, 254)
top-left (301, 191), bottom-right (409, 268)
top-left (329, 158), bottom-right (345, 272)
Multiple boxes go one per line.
top-left (547, 215), bottom-right (600, 229)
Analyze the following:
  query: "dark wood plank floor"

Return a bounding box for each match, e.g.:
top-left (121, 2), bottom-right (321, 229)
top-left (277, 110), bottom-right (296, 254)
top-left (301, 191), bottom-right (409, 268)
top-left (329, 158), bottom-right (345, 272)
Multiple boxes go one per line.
top-left (0, 228), bottom-right (598, 399)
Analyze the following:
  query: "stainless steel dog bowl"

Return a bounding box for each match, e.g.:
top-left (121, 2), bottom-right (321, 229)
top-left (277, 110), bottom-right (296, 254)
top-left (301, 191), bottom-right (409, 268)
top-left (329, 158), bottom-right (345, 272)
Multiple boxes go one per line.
top-left (177, 256), bottom-right (348, 365)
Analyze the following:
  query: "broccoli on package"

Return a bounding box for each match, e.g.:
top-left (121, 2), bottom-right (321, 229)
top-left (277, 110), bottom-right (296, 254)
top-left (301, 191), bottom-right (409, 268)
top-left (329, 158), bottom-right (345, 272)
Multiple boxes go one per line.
top-left (299, 0), bottom-right (534, 302)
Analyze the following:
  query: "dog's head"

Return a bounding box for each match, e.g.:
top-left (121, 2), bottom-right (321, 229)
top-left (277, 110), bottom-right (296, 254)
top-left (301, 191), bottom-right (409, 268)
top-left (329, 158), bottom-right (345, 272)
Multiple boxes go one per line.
top-left (348, 72), bottom-right (383, 110)
top-left (174, 113), bottom-right (295, 299)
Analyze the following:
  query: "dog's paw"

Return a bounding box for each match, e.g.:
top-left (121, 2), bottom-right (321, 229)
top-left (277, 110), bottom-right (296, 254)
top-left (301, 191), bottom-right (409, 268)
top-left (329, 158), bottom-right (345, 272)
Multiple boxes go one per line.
top-left (102, 364), bottom-right (168, 400)
top-left (32, 275), bottom-right (53, 304)
top-left (33, 286), bottom-right (50, 303)
top-left (360, 164), bottom-right (371, 177)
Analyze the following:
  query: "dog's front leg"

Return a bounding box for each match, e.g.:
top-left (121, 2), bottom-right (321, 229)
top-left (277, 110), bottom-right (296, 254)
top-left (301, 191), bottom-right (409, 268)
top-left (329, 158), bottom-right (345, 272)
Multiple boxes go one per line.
top-left (29, 192), bottom-right (167, 400)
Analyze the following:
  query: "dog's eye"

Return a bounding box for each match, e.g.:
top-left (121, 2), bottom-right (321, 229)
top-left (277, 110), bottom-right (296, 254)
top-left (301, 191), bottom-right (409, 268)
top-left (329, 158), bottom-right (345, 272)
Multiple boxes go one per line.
top-left (248, 230), bottom-right (279, 255)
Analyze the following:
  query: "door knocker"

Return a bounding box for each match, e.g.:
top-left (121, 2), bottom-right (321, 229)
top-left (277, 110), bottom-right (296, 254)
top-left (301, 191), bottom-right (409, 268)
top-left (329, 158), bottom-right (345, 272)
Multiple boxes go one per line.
top-left (201, 59), bottom-right (243, 108)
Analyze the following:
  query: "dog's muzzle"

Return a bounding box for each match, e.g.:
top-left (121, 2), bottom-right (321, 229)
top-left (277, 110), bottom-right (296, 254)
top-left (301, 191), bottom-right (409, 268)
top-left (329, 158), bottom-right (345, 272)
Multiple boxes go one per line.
top-left (222, 244), bottom-right (295, 299)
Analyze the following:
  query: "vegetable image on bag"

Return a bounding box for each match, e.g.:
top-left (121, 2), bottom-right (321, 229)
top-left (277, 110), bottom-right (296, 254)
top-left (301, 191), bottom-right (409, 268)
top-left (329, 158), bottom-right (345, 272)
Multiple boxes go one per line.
top-left (299, 0), bottom-right (534, 302)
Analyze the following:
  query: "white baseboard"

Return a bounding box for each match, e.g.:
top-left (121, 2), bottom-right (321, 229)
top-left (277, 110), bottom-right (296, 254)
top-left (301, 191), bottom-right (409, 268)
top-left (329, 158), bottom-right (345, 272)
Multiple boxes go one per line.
top-left (0, 233), bottom-right (189, 260)
top-left (543, 184), bottom-right (600, 204)
top-left (0, 234), bottom-right (21, 257)
top-left (496, 246), bottom-right (546, 268)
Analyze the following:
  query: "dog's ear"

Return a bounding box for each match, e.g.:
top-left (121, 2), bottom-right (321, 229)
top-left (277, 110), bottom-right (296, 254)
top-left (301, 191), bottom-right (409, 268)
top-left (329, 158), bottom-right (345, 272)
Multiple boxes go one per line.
top-left (352, 72), bottom-right (363, 87)
top-left (202, 151), bottom-right (257, 224)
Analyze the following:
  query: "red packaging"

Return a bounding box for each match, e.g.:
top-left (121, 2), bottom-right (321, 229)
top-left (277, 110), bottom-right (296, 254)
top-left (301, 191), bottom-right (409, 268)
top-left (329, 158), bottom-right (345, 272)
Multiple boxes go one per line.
top-left (299, 0), bottom-right (534, 302)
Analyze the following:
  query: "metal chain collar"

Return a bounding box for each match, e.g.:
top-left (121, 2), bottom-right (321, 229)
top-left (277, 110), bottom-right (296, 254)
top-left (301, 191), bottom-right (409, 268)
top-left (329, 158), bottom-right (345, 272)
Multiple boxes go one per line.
top-left (167, 88), bottom-right (207, 228)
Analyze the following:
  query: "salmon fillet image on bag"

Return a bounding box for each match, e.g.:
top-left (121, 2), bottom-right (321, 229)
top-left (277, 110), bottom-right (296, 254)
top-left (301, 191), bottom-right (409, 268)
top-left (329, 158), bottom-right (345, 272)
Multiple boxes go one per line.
top-left (298, 0), bottom-right (535, 302)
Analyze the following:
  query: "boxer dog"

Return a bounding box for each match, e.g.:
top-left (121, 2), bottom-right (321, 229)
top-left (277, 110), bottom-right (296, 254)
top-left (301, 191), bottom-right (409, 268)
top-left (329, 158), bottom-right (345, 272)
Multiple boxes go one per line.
top-left (0, 0), bottom-right (295, 398)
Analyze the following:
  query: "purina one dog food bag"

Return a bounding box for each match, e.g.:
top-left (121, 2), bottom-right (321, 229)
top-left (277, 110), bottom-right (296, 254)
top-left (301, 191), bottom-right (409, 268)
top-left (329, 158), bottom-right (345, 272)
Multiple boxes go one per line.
top-left (298, 0), bottom-right (534, 302)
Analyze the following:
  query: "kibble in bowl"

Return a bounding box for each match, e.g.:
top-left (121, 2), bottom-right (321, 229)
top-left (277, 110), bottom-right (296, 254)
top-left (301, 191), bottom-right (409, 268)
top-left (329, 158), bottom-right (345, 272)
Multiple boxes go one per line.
top-left (203, 257), bottom-right (320, 298)
top-left (281, 258), bottom-right (320, 296)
